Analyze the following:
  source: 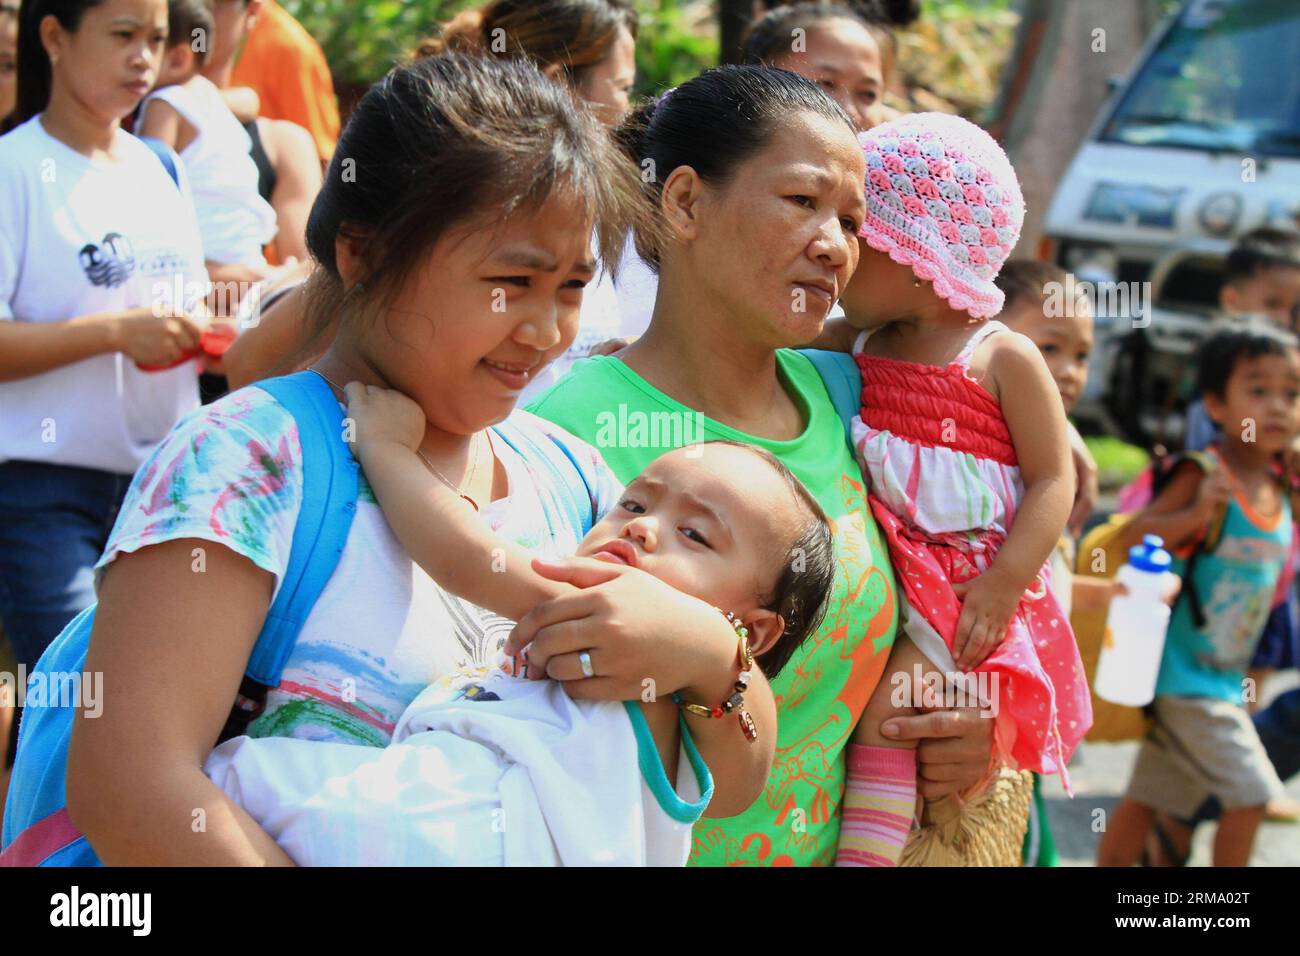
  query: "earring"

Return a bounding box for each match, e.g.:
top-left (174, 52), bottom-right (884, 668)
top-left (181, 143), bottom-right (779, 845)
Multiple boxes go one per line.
top-left (353, 281), bottom-right (366, 294)
top-left (913, 278), bottom-right (922, 288)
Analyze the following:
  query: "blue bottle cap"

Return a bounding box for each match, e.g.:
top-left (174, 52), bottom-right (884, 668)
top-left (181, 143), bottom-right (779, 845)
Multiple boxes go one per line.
top-left (1128, 534), bottom-right (1172, 573)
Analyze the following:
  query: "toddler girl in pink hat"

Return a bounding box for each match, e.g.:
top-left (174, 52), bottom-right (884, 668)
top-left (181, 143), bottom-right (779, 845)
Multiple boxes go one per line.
top-left (814, 113), bottom-right (1091, 866)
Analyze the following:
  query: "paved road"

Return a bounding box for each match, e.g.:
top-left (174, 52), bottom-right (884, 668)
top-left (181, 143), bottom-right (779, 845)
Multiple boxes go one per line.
top-left (1044, 673), bottom-right (1300, 866)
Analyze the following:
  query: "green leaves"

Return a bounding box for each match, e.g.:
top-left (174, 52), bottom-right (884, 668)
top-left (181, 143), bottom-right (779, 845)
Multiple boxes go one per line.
top-left (280, 0), bottom-right (473, 87)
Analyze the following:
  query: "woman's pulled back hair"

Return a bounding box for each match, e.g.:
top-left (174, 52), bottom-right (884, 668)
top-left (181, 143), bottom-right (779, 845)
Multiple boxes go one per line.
top-left (6, 0), bottom-right (106, 131)
top-left (742, 2), bottom-right (870, 65)
top-left (302, 53), bottom-right (643, 347)
top-left (614, 64), bottom-right (853, 270)
top-left (415, 0), bottom-right (637, 87)
top-left (747, 1), bottom-right (897, 82)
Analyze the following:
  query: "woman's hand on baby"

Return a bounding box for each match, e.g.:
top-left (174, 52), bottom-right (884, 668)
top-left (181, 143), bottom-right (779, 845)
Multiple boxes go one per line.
top-left (503, 557), bottom-right (740, 703)
top-left (950, 569), bottom-right (1021, 670)
top-left (342, 383), bottom-right (426, 455)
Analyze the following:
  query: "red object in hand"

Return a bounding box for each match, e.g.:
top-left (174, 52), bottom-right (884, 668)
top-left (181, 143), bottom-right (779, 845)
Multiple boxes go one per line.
top-left (136, 325), bottom-right (237, 372)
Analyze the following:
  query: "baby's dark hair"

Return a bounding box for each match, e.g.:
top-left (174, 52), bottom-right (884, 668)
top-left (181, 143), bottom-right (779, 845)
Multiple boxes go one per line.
top-left (704, 440), bottom-right (835, 679)
top-left (994, 259), bottom-right (1069, 312)
top-left (1224, 228), bottom-right (1300, 286)
top-left (166, 0), bottom-right (214, 64)
top-left (1196, 320), bottom-right (1300, 399)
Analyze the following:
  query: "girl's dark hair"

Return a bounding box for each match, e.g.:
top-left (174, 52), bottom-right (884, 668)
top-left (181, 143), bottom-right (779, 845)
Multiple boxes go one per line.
top-left (1196, 321), bottom-right (1300, 399)
top-left (994, 259), bottom-right (1070, 312)
top-left (165, 0), bottom-right (213, 65)
top-left (1225, 227), bottom-right (1300, 286)
top-left (301, 53), bottom-right (642, 349)
top-left (743, 2), bottom-right (871, 65)
top-left (415, 0), bottom-right (637, 88)
top-left (706, 440), bottom-right (835, 679)
top-left (6, 0), bottom-right (105, 132)
top-left (614, 65), bottom-right (853, 270)
top-left (748, 1), bottom-right (897, 81)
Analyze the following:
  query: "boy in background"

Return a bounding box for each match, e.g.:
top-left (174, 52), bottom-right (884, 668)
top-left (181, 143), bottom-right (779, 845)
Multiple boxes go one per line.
top-left (1098, 324), bottom-right (1300, 867)
top-left (1185, 228), bottom-right (1300, 451)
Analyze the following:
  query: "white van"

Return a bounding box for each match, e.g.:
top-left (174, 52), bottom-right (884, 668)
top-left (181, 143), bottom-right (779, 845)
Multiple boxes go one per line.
top-left (1042, 0), bottom-right (1300, 444)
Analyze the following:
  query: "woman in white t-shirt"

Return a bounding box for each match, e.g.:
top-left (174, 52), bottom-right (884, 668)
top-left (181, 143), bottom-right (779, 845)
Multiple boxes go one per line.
top-left (0, 0), bottom-right (208, 729)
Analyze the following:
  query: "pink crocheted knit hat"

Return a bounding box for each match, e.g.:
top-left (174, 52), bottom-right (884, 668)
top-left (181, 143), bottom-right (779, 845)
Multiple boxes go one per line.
top-left (858, 112), bottom-right (1025, 319)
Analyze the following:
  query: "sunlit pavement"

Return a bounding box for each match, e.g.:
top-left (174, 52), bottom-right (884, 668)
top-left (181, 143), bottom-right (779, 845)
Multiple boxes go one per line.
top-left (1045, 671), bottom-right (1300, 866)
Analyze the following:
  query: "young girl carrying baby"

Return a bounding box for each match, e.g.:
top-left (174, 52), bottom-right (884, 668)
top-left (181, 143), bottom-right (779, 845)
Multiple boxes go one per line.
top-left (815, 113), bottom-right (1092, 866)
top-left (206, 395), bottom-right (838, 865)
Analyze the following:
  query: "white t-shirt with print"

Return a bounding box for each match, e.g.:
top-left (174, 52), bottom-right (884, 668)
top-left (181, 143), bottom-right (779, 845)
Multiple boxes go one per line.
top-left (0, 116), bottom-right (208, 474)
top-left (96, 385), bottom-right (626, 747)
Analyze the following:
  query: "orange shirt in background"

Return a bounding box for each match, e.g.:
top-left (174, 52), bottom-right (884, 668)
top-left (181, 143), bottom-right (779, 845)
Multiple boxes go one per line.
top-left (231, 0), bottom-right (340, 162)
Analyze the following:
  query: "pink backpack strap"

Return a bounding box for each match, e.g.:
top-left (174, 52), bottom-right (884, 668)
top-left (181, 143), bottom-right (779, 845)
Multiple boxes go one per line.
top-left (953, 319), bottom-right (1008, 368)
top-left (0, 808), bottom-right (83, 867)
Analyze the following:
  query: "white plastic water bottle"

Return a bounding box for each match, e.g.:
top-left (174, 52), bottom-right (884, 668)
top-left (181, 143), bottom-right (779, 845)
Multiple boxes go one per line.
top-left (1094, 534), bottom-right (1175, 707)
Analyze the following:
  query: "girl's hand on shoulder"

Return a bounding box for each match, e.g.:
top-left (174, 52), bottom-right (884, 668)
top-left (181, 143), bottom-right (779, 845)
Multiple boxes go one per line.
top-left (504, 557), bottom-right (739, 702)
top-left (951, 568), bottom-right (1022, 670)
top-left (342, 382), bottom-right (426, 456)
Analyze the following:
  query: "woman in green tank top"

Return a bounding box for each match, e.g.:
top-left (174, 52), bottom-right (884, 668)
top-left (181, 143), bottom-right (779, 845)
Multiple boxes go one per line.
top-left (528, 66), bottom-right (997, 866)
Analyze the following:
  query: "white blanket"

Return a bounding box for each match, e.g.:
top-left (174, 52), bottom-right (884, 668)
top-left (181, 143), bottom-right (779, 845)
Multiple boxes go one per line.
top-left (205, 669), bottom-right (713, 866)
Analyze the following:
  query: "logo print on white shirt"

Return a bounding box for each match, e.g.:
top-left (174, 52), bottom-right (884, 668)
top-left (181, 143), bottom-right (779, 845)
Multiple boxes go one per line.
top-left (78, 232), bottom-right (136, 288)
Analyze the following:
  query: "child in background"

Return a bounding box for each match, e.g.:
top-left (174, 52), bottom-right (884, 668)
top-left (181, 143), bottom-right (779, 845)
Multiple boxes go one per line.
top-left (1098, 324), bottom-right (1300, 867)
top-left (996, 261), bottom-right (1110, 618)
top-left (138, 0), bottom-right (277, 281)
top-left (815, 113), bottom-right (1091, 866)
top-left (205, 396), bottom-right (836, 866)
top-left (1181, 229), bottom-right (1300, 720)
top-left (1185, 228), bottom-right (1300, 452)
top-left (996, 259), bottom-right (1139, 866)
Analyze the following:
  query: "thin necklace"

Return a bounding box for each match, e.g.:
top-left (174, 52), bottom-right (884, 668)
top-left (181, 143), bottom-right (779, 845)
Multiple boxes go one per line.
top-left (310, 366), bottom-right (488, 511)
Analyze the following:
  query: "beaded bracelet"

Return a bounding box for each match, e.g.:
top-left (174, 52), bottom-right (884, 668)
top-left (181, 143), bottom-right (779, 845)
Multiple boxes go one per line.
top-left (671, 610), bottom-right (759, 744)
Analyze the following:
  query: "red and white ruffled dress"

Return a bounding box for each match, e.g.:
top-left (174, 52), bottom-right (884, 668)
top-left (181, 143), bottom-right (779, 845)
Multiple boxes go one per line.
top-left (852, 321), bottom-right (1091, 788)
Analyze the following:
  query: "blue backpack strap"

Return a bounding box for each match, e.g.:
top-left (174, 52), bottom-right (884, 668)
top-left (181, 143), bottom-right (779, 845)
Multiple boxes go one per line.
top-left (491, 418), bottom-right (597, 538)
top-left (136, 135), bottom-right (181, 188)
top-left (798, 349), bottom-right (862, 446)
top-left (246, 371), bottom-right (359, 685)
top-left (0, 370), bottom-right (358, 866)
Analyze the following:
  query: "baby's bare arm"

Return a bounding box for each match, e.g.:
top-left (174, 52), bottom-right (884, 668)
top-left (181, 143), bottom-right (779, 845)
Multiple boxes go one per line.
top-left (358, 439), bottom-right (569, 621)
top-left (988, 332), bottom-right (1075, 588)
top-left (345, 384), bottom-right (569, 620)
top-left (950, 332), bottom-right (1074, 669)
